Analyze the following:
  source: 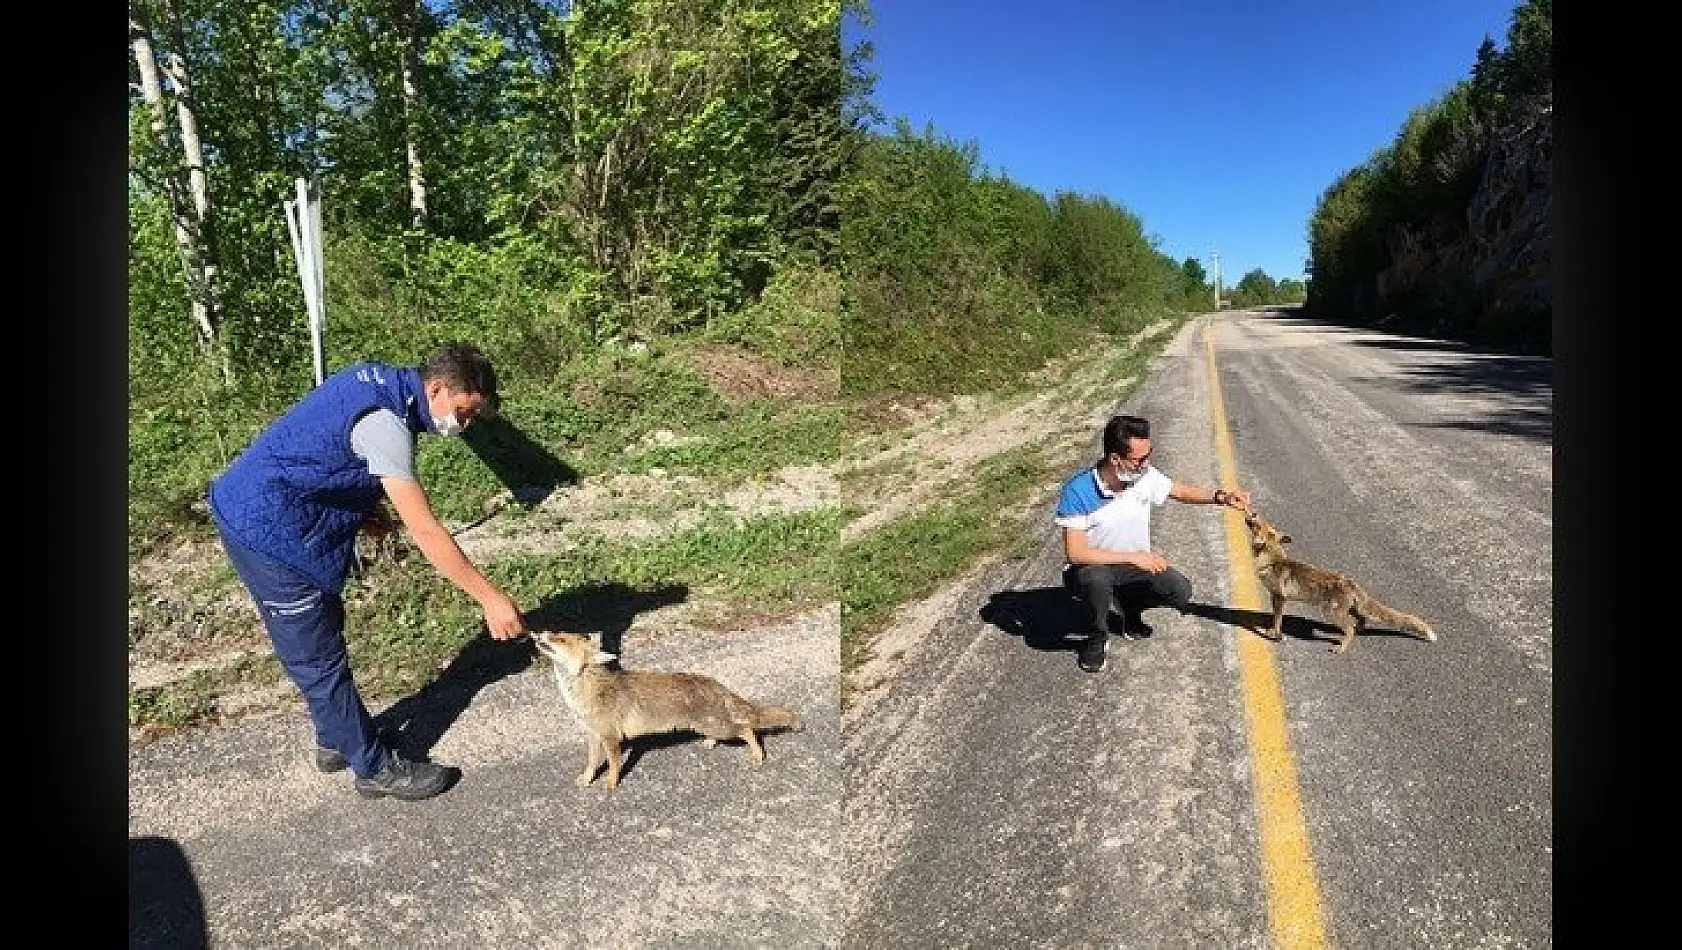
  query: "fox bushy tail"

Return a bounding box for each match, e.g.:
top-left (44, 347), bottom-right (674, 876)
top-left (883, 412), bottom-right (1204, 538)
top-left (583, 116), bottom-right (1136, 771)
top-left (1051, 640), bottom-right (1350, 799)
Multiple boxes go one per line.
top-left (1357, 595), bottom-right (1437, 642)
top-left (753, 705), bottom-right (803, 732)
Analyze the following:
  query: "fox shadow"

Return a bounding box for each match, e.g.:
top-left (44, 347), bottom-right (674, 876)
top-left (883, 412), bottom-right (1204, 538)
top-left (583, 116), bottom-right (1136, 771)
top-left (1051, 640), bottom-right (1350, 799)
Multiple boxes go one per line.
top-left (374, 581), bottom-right (689, 760)
top-left (979, 585), bottom-right (1355, 649)
top-left (1177, 600), bottom-right (1347, 646)
top-left (590, 730), bottom-right (769, 786)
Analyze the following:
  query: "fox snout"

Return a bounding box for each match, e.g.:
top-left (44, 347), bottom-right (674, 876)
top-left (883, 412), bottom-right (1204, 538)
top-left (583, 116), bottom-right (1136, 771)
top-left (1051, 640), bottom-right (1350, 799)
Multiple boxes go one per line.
top-left (529, 630), bottom-right (570, 660)
top-left (531, 630), bottom-right (616, 671)
top-left (1244, 515), bottom-right (1291, 550)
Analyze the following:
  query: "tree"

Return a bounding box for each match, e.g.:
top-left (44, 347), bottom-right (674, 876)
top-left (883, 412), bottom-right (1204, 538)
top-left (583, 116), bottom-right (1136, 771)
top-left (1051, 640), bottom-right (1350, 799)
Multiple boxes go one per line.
top-left (1178, 256), bottom-right (1207, 306)
top-left (396, 0), bottom-right (431, 230)
top-left (130, 0), bottom-right (230, 382)
top-left (1503, 0), bottom-right (1551, 104)
top-left (1233, 268), bottom-right (1277, 306)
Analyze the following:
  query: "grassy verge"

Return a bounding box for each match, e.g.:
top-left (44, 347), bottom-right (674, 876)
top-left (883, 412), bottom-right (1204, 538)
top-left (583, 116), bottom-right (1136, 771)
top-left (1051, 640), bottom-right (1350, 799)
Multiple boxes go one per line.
top-left (128, 334), bottom-right (845, 554)
top-left (839, 448), bottom-right (1057, 703)
top-left (129, 506), bottom-right (839, 733)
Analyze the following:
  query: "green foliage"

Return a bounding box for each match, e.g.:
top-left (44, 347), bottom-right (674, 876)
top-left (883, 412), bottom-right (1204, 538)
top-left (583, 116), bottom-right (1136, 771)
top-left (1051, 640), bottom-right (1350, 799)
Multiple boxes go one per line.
top-left (128, 0), bottom-right (852, 556)
top-left (1304, 0), bottom-right (1550, 348)
top-left (543, 0), bottom-right (845, 330)
top-left (840, 121), bottom-right (1187, 398)
top-left (1472, 0), bottom-right (1551, 121)
top-left (1045, 192), bottom-right (1166, 314)
top-left (1178, 257), bottom-right (1210, 306)
top-left (702, 258), bottom-right (842, 367)
top-left (128, 0), bottom-right (847, 371)
top-left (1227, 269), bottom-right (1276, 307)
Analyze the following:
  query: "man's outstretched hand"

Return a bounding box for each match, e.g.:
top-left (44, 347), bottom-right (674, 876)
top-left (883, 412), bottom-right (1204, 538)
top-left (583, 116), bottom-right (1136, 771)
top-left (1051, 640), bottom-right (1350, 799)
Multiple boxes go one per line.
top-left (480, 590), bottom-right (528, 640)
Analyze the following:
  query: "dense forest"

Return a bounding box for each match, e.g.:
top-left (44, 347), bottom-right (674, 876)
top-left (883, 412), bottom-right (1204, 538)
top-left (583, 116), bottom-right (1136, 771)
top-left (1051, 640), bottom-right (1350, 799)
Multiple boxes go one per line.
top-left (1303, 0), bottom-right (1551, 352)
top-left (131, 0), bottom-right (1282, 556)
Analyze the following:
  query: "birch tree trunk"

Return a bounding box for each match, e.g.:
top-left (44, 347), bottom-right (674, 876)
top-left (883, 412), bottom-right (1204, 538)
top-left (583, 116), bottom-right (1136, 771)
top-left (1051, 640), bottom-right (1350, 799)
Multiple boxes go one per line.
top-left (398, 0), bottom-right (429, 231)
top-left (130, 1), bottom-right (231, 383)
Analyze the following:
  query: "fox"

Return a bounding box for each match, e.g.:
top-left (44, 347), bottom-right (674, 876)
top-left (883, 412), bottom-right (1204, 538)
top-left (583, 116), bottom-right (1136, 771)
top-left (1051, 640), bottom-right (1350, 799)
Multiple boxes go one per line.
top-left (530, 630), bottom-right (803, 789)
top-left (1243, 512), bottom-right (1437, 655)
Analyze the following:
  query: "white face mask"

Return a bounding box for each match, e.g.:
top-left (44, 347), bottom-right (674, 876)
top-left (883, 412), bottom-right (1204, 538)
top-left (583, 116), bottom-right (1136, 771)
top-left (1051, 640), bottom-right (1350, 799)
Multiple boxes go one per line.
top-left (1111, 455), bottom-right (1146, 489)
top-left (434, 408), bottom-right (463, 438)
top-left (427, 385), bottom-right (467, 437)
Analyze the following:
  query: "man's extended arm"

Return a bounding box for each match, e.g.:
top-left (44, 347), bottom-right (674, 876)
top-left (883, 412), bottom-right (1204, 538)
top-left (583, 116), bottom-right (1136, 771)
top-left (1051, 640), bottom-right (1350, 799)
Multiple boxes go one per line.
top-left (1168, 482), bottom-right (1252, 511)
top-left (381, 476), bottom-right (526, 640)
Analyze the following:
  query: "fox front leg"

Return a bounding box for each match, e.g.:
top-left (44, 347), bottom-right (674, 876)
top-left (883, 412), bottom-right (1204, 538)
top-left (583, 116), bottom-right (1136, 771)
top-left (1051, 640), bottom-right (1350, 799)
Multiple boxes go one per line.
top-left (1267, 593), bottom-right (1287, 641)
top-left (576, 735), bottom-right (603, 787)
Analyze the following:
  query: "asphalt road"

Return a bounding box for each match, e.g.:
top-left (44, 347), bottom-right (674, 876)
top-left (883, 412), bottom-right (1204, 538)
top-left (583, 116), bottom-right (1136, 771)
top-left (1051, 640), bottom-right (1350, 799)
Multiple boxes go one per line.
top-left (129, 309), bottom-right (1552, 948)
top-left (841, 311), bottom-right (1551, 948)
top-left (129, 608), bottom-right (842, 948)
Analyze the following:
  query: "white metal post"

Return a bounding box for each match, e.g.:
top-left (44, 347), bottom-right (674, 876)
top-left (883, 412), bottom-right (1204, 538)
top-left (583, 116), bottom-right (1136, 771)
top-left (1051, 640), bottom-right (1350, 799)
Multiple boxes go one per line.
top-left (285, 177), bottom-right (327, 386)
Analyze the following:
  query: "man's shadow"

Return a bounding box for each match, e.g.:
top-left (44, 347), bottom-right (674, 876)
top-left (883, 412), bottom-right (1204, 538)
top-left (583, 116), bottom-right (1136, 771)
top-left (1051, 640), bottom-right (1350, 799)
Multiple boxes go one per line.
top-left (130, 836), bottom-right (207, 949)
top-left (374, 581), bottom-right (689, 760)
top-left (524, 580), bottom-right (691, 658)
top-left (979, 586), bottom-right (1349, 649)
top-left (462, 415), bottom-right (579, 508)
top-left (978, 586), bottom-right (1089, 653)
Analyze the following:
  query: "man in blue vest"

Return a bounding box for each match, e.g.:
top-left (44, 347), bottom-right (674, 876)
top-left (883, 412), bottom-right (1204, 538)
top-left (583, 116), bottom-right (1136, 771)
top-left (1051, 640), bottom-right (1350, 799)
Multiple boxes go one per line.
top-left (1054, 414), bottom-right (1253, 673)
top-left (209, 342), bottom-right (528, 800)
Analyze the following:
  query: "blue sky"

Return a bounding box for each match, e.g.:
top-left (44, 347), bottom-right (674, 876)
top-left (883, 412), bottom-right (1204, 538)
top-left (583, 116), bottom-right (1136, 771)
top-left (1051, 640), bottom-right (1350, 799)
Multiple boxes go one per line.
top-left (845, 0), bottom-right (1521, 285)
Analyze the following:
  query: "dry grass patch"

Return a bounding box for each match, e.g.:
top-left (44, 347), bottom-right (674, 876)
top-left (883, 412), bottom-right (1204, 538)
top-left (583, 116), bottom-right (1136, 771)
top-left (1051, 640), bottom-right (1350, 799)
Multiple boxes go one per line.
top-left (685, 341), bottom-right (839, 404)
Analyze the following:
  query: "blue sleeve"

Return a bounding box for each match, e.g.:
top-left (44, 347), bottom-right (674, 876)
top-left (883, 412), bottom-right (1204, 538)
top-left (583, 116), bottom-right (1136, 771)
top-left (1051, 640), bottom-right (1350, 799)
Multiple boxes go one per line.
top-left (1055, 473), bottom-right (1100, 519)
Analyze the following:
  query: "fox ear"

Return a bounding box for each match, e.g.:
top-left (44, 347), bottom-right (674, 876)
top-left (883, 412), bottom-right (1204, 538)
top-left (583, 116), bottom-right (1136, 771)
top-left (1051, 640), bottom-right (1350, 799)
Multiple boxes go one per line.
top-left (590, 651), bottom-right (617, 665)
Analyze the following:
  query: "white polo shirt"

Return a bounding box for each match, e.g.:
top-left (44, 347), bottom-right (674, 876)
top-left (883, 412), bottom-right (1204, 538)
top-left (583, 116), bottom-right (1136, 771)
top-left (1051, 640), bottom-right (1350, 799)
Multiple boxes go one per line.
top-left (1053, 464), bottom-right (1173, 554)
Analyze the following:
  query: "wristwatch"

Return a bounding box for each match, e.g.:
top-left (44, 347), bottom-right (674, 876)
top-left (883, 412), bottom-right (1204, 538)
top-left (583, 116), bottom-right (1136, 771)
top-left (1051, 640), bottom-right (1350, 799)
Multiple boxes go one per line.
top-left (1213, 489), bottom-right (1229, 506)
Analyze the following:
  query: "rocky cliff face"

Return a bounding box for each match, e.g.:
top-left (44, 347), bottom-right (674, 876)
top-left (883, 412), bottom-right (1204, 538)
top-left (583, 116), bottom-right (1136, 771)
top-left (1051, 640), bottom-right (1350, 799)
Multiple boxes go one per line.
top-left (1367, 106), bottom-right (1551, 351)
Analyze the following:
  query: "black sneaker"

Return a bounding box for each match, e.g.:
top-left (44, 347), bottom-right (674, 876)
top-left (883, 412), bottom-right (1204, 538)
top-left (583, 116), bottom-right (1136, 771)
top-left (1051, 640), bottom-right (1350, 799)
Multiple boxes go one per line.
top-left (1077, 634), bottom-right (1109, 673)
top-left (354, 751), bottom-right (460, 801)
top-left (1119, 613), bottom-right (1154, 641)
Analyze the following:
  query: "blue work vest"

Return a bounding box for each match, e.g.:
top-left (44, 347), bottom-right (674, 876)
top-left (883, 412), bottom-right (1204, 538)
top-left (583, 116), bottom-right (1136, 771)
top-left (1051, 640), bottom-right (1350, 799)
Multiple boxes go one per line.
top-left (209, 363), bottom-right (434, 593)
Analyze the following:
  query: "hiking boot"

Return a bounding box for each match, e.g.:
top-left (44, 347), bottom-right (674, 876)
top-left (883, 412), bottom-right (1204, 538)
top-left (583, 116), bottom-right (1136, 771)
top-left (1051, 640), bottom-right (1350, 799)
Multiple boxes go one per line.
top-left (1077, 633), bottom-right (1109, 673)
top-left (353, 751), bottom-right (460, 801)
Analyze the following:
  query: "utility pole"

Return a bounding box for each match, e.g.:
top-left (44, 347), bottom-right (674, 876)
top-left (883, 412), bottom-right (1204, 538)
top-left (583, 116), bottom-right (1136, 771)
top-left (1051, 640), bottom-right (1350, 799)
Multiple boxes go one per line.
top-left (1212, 250), bottom-right (1222, 310)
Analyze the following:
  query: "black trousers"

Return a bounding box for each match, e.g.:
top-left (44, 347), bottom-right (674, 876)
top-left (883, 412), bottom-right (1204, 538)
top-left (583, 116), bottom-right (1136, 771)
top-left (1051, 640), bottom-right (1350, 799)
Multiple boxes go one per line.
top-left (1063, 562), bottom-right (1193, 639)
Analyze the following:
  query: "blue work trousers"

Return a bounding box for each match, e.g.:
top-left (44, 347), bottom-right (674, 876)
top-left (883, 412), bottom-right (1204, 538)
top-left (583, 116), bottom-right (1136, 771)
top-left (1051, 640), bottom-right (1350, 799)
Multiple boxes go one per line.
top-left (214, 518), bottom-right (389, 778)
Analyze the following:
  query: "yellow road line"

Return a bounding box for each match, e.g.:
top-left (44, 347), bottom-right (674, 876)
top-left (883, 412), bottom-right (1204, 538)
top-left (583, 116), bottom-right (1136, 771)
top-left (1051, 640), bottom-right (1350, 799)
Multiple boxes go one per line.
top-left (1204, 322), bottom-right (1331, 949)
